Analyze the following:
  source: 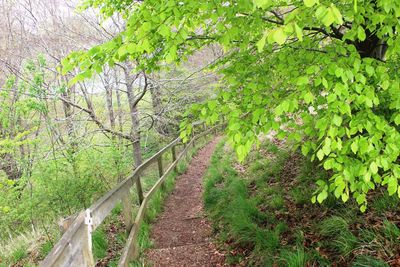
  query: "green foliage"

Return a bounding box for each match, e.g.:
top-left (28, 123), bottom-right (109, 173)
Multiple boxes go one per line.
top-left (382, 220), bottom-right (400, 242)
top-left (352, 255), bottom-right (389, 267)
top-left (290, 186), bottom-right (312, 206)
top-left (66, 0), bottom-right (400, 210)
top-left (39, 240), bottom-right (54, 259)
top-left (11, 245), bottom-right (28, 263)
top-left (92, 229), bottom-right (108, 259)
top-left (319, 216), bottom-right (349, 237)
top-left (279, 248), bottom-right (309, 267)
top-left (0, 143), bottom-right (131, 240)
top-left (0, 58), bottom-right (47, 155)
top-left (371, 191), bottom-right (400, 213)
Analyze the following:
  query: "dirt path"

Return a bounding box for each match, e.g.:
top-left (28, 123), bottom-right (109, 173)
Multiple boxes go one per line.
top-left (145, 138), bottom-right (225, 267)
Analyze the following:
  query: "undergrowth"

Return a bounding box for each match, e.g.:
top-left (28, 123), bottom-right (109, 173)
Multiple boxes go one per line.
top-left (0, 135), bottom-right (210, 266)
top-left (204, 138), bottom-right (400, 266)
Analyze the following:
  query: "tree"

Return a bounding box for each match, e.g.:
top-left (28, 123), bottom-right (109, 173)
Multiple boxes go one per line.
top-left (64, 0), bottom-right (400, 211)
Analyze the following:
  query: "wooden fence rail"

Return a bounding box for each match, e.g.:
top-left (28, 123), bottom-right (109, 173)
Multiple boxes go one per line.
top-left (40, 122), bottom-right (220, 267)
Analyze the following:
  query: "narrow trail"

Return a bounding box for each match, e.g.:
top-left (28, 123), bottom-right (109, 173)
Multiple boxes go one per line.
top-left (145, 137), bottom-right (225, 267)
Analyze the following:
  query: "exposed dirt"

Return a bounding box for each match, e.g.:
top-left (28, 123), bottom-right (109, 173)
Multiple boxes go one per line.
top-left (145, 138), bottom-right (226, 267)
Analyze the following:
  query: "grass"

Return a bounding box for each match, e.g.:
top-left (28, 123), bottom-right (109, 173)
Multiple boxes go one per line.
top-left (371, 191), bottom-right (400, 214)
top-left (93, 229), bottom-right (108, 259)
top-left (279, 248), bottom-right (308, 267)
top-left (319, 216), bottom-right (349, 237)
top-left (11, 245), bottom-right (28, 263)
top-left (204, 137), bottom-right (400, 266)
top-left (382, 220), bottom-right (400, 242)
top-left (204, 141), bottom-right (282, 265)
top-left (352, 255), bottom-right (389, 267)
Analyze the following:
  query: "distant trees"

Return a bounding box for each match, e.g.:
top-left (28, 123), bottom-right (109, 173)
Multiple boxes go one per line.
top-left (0, 0), bottom-right (217, 236)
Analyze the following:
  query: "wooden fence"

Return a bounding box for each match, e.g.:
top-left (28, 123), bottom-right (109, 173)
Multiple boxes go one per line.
top-left (40, 123), bottom-right (219, 267)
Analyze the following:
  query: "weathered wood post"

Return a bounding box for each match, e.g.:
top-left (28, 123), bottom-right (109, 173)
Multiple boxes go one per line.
top-left (171, 145), bottom-right (177, 172)
top-left (121, 189), bottom-right (133, 233)
top-left (83, 209), bottom-right (95, 267)
top-left (136, 175), bottom-right (144, 204)
top-left (203, 122), bottom-right (207, 141)
top-left (192, 130), bottom-right (195, 147)
top-left (157, 155), bottom-right (165, 190)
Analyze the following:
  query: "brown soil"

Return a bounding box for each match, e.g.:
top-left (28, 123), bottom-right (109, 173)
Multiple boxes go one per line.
top-left (145, 138), bottom-right (226, 267)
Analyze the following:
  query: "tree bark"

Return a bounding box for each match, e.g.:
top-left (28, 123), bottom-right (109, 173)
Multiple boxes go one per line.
top-left (149, 76), bottom-right (168, 135)
top-left (123, 62), bottom-right (144, 203)
top-left (104, 71), bottom-right (116, 133)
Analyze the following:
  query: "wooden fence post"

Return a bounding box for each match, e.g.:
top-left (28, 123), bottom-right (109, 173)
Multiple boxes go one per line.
top-left (183, 142), bottom-right (188, 160)
top-left (122, 191), bottom-right (133, 233)
top-left (171, 145), bottom-right (177, 172)
top-left (157, 156), bottom-right (165, 190)
top-left (203, 123), bottom-right (207, 140)
top-left (83, 210), bottom-right (95, 267)
top-left (135, 176), bottom-right (144, 204)
top-left (192, 126), bottom-right (196, 147)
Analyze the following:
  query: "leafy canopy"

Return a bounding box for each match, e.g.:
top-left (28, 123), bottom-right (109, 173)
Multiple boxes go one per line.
top-left (65, 0), bottom-right (400, 211)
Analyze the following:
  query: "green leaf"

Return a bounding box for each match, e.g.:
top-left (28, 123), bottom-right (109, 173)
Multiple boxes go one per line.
top-left (370, 162), bottom-right (378, 174)
top-left (207, 100), bottom-right (217, 110)
top-left (273, 28), bottom-right (287, 45)
top-left (394, 114), bottom-right (400, 125)
top-left (297, 76), bottom-right (309, 86)
top-left (317, 190), bottom-right (328, 203)
top-left (356, 193), bottom-right (366, 205)
top-left (322, 144), bottom-right (331, 155)
top-left (388, 176), bottom-right (398, 196)
top-left (256, 34), bottom-right (267, 52)
top-left (322, 77), bottom-right (328, 88)
top-left (304, 91), bottom-right (314, 104)
top-left (341, 193), bottom-right (349, 202)
top-left (360, 205), bottom-right (366, 213)
top-left (253, 0), bottom-right (271, 9)
top-left (301, 144), bottom-right (310, 156)
top-left (351, 141), bottom-right (358, 154)
top-left (321, 8), bottom-right (335, 27)
top-left (332, 115), bottom-right (342, 126)
top-left (294, 23), bottom-right (303, 41)
top-left (158, 24), bottom-right (171, 37)
top-left (357, 26), bottom-right (366, 41)
top-left (236, 145), bottom-right (246, 162)
top-left (311, 195), bottom-right (316, 204)
top-left (304, 0), bottom-right (318, 8)
top-left (330, 4), bottom-right (343, 25)
top-left (317, 149), bottom-right (324, 161)
top-left (365, 65), bottom-right (374, 76)
top-left (275, 100), bottom-right (289, 116)
top-left (323, 158), bottom-right (334, 170)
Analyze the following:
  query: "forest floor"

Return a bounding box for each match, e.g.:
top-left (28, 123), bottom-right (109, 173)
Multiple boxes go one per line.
top-left (203, 137), bottom-right (400, 266)
top-left (145, 137), bottom-right (226, 267)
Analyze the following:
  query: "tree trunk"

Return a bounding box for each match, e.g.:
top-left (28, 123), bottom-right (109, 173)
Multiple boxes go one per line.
top-left (116, 86), bottom-right (124, 134)
top-left (104, 72), bottom-right (116, 133)
top-left (123, 63), bottom-right (144, 202)
top-left (61, 82), bottom-right (78, 176)
top-left (149, 77), bottom-right (168, 135)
